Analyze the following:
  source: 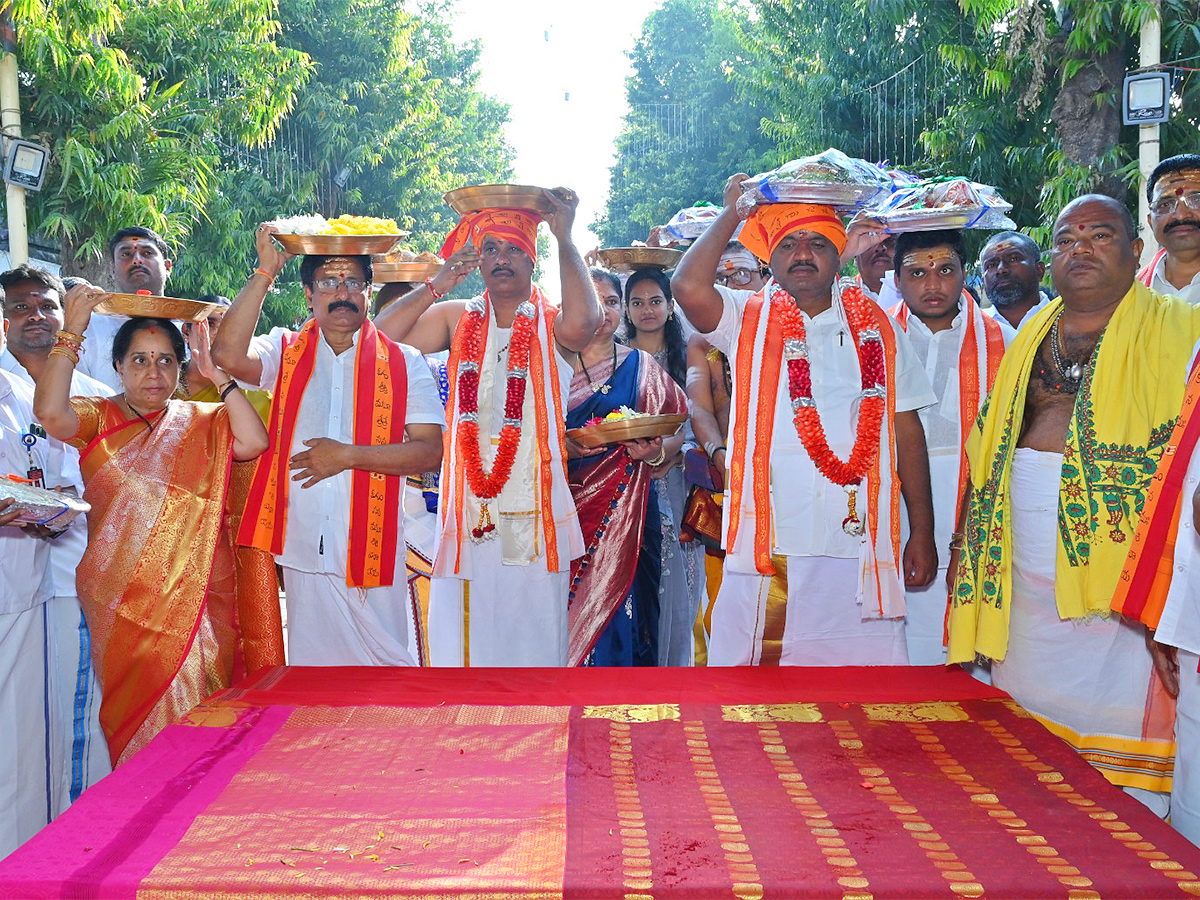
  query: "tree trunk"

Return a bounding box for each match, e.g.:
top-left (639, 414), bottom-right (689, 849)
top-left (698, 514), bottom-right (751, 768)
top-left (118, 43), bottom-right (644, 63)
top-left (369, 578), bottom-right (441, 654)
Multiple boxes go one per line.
top-left (59, 237), bottom-right (114, 289)
top-left (1050, 35), bottom-right (1127, 199)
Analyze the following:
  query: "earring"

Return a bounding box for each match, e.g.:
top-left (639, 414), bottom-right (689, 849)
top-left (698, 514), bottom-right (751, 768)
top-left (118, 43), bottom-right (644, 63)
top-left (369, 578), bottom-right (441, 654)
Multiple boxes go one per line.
top-left (667, 310), bottom-right (674, 320)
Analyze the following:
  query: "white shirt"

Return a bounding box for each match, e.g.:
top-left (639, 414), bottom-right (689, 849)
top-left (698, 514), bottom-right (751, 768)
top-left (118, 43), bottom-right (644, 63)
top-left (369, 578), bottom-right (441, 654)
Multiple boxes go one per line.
top-left (705, 283), bottom-right (936, 558)
top-left (78, 315), bottom-right (127, 394)
top-left (984, 294), bottom-right (1050, 346)
top-left (0, 351), bottom-right (113, 601)
top-left (896, 310), bottom-right (970, 553)
top-left (0, 369), bottom-right (64, 614)
top-left (1149, 254), bottom-right (1200, 305)
top-left (246, 327), bottom-right (444, 576)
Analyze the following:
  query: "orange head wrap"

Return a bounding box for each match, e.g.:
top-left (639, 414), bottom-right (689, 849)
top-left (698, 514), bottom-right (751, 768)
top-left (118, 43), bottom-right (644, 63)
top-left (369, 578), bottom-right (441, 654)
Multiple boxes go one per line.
top-left (440, 208), bottom-right (541, 261)
top-left (740, 203), bottom-right (847, 261)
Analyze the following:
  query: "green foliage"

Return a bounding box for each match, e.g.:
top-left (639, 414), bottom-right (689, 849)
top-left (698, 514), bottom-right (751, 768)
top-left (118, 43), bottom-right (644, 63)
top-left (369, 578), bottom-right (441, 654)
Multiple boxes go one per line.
top-left (594, 0), bottom-right (777, 247)
top-left (12, 0), bottom-right (309, 279)
top-left (12, 0), bottom-right (513, 331)
top-left (734, 0), bottom-right (1200, 239)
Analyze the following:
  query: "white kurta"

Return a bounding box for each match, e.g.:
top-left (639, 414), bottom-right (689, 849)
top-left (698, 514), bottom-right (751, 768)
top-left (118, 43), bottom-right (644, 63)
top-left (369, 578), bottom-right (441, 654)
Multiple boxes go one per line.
top-left (0, 370), bottom-right (60, 856)
top-left (248, 327), bottom-right (444, 666)
top-left (896, 312), bottom-right (968, 666)
top-left (995, 449), bottom-right (1169, 816)
top-left (1149, 255), bottom-right (1200, 305)
top-left (427, 311), bottom-right (581, 668)
top-left (0, 352), bottom-right (112, 819)
top-left (1144, 409), bottom-right (1200, 845)
top-left (703, 285), bottom-right (936, 666)
top-left (984, 295), bottom-right (1051, 346)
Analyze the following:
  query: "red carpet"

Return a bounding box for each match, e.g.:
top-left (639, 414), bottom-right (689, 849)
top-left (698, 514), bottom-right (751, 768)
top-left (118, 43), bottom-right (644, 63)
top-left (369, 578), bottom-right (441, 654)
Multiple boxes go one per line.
top-left (1, 666), bottom-right (1197, 898)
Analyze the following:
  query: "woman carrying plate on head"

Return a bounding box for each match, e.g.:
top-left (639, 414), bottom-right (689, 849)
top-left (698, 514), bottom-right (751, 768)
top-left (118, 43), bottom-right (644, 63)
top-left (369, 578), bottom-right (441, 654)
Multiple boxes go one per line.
top-left (564, 267), bottom-right (687, 666)
top-left (621, 266), bottom-right (702, 666)
top-left (34, 286), bottom-right (272, 766)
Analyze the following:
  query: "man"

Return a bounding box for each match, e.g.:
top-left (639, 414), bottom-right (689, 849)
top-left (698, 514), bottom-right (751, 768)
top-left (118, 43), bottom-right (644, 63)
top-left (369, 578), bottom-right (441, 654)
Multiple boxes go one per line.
top-left (853, 230), bottom-right (899, 306)
top-left (979, 231), bottom-right (1049, 343)
top-left (886, 231), bottom-right (1004, 665)
top-left (1111, 351), bottom-right (1200, 845)
top-left (949, 195), bottom-right (1200, 815)
top-left (78, 226), bottom-right (176, 392)
top-left (672, 173), bottom-right (938, 666)
top-left (685, 241), bottom-right (768, 663)
top-left (211, 225), bottom-right (444, 666)
top-left (0, 266), bottom-right (112, 822)
top-left (0, 304), bottom-right (73, 856)
top-left (374, 188), bottom-right (601, 666)
top-left (1141, 154), bottom-right (1200, 303)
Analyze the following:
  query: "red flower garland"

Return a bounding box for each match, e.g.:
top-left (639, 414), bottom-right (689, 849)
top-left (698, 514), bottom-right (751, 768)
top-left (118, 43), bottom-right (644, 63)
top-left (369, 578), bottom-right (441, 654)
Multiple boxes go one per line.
top-left (772, 283), bottom-right (885, 488)
top-left (456, 299), bottom-right (537, 538)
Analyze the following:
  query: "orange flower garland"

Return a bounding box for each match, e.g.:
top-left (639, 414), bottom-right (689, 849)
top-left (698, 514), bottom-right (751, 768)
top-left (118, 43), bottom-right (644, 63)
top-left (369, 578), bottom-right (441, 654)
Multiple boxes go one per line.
top-left (772, 282), bottom-right (886, 533)
top-left (456, 298), bottom-right (537, 539)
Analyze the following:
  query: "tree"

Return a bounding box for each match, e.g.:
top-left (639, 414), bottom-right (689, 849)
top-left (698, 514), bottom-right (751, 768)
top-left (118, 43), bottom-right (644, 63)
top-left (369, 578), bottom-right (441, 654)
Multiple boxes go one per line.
top-left (594, 0), bottom-right (777, 247)
top-left (736, 0), bottom-right (1200, 241)
top-left (11, 0), bottom-right (309, 285)
top-left (173, 0), bottom-right (514, 326)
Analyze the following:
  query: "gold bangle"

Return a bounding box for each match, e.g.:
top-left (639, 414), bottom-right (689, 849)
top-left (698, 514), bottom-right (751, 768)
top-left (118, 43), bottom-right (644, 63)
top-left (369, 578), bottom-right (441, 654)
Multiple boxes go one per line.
top-left (49, 343), bottom-right (79, 366)
top-left (56, 329), bottom-right (85, 344)
top-left (647, 446), bottom-right (668, 467)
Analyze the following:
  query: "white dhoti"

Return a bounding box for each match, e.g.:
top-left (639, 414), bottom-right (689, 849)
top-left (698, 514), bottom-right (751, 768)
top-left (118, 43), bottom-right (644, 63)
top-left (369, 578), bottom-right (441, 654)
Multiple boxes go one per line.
top-left (708, 555), bottom-right (908, 666)
top-left (427, 537), bottom-right (568, 667)
top-left (282, 569), bottom-right (416, 667)
top-left (44, 596), bottom-right (109, 817)
top-left (1175, 650), bottom-right (1200, 846)
top-left (0, 604), bottom-right (52, 858)
top-left (996, 449), bottom-right (1170, 814)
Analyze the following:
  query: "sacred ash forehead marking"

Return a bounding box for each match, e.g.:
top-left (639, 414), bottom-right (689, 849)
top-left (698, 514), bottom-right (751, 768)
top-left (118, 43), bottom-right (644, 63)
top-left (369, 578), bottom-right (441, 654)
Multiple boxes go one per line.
top-left (1153, 170), bottom-right (1200, 198)
top-left (901, 248), bottom-right (958, 270)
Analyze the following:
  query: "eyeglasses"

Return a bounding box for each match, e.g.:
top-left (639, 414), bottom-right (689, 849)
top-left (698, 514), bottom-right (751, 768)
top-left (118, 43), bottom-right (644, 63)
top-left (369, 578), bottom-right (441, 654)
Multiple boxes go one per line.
top-left (314, 277), bottom-right (367, 293)
top-left (1150, 191), bottom-right (1200, 217)
top-left (715, 267), bottom-right (761, 287)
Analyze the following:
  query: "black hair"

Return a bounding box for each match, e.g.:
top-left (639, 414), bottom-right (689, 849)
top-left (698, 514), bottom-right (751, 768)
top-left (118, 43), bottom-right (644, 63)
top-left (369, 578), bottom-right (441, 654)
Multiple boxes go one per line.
top-left (1056, 194), bottom-right (1138, 241)
top-left (196, 294), bottom-right (231, 308)
top-left (588, 265), bottom-right (622, 297)
top-left (0, 264), bottom-right (65, 302)
top-left (979, 230), bottom-right (1042, 263)
top-left (108, 227), bottom-right (171, 262)
top-left (623, 267), bottom-right (686, 388)
top-left (894, 229), bottom-right (967, 272)
top-left (298, 254), bottom-right (372, 288)
top-left (1147, 154), bottom-right (1200, 202)
top-left (111, 317), bottom-right (186, 372)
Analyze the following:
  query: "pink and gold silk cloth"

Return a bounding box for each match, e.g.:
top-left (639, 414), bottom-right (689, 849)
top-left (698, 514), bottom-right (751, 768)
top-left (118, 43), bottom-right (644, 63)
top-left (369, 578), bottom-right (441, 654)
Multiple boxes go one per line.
top-left (3, 666), bottom-right (1200, 898)
top-left (70, 397), bottom-right (261, 765)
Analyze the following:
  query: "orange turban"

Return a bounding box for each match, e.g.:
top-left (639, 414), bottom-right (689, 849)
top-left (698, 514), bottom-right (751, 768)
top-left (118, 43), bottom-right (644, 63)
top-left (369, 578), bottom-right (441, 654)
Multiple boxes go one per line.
top-left (740, 203), bottom-right (847, 261)
top-left (440, 208), bottom-right (541, 260)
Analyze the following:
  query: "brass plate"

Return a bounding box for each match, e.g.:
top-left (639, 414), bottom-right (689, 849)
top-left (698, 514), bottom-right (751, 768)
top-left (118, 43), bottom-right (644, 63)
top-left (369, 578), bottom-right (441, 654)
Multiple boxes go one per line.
top-left (273, 233), bottom-right (404, 256)
top-left (444, 184), bottom-right (556, 216)
top-left (596, 247), bottom-right (684, 272)
top-left (566, 413), bottom-right (688, 449)
top-left (373, 261), bottom-right (443, 284)
top-left (94, 294), bottom-right (220, 322)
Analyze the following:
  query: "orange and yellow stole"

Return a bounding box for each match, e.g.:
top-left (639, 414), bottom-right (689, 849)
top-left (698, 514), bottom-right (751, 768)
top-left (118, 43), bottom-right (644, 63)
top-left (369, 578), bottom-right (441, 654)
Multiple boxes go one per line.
top-left (889, 290), bottom-right (1005, 528)
top-left (239, 318), bottom-right (408, 588)
top-left (1113, 352), bottom-right (1200, 626)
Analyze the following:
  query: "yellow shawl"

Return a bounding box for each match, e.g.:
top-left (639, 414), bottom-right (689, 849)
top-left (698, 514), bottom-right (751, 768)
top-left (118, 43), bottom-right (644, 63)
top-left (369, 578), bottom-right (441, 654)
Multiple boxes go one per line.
top-left (948, 281), bottom-right (1200, 662)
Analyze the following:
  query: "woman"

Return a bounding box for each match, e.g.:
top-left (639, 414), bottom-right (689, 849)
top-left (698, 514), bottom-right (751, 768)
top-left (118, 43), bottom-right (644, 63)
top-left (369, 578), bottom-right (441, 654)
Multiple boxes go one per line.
top-left (34, 291), bottom-right (270, 765)
top-left (621, 267), bottom-right (700, 665)
top-left (565, 268), bottom-right (686, 666)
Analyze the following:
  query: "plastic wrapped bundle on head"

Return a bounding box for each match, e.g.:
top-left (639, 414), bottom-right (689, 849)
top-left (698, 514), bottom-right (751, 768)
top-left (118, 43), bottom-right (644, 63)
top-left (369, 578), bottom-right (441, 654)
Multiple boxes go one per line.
top-left (737, 149), bottom-right (893, 217)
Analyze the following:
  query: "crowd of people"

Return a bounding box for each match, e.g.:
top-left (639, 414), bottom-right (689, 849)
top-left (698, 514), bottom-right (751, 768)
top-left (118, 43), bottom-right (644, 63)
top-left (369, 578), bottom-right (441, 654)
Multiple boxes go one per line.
top-left (3, 153), bottom-right (1200, 857)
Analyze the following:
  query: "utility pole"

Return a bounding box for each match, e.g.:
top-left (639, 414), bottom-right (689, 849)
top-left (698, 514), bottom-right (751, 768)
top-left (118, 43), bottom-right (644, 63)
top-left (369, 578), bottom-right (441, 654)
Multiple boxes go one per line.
top-left (1138, 1), bottom-right (1162, 260)
top-left (0, 2), bottom-right (26, 265)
